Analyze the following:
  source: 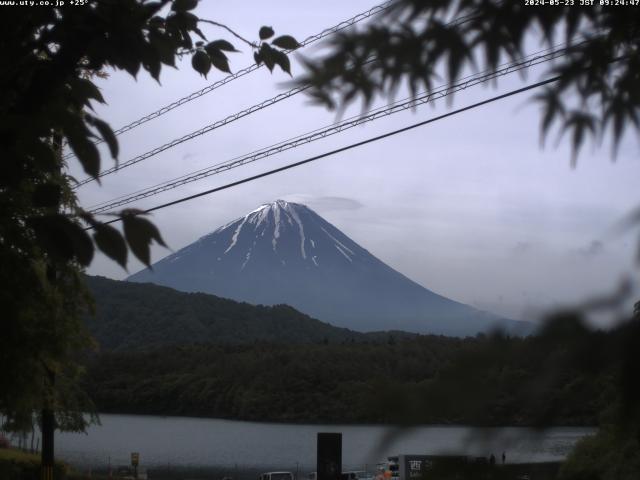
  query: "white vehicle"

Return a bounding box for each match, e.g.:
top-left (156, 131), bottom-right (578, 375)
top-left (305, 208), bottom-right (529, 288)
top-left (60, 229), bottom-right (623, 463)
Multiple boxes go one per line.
top-left (258, 471), bottom-right (295, 480)
top-left (115, 466), bottom-right (135, 480)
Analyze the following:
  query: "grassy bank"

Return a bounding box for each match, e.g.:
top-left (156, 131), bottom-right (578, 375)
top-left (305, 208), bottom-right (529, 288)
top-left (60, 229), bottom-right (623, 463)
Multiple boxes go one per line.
top-left (0, 448), bottom-right (110, 480)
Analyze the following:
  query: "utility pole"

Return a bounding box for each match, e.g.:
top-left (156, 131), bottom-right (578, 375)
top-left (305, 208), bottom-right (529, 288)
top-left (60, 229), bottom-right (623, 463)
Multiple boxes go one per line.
top-left (41, 403), bottom-right (55, 480)
top-left (42, 132), bottom-right (62, 480)
top-left (41, 264), bottom-right (57, 480)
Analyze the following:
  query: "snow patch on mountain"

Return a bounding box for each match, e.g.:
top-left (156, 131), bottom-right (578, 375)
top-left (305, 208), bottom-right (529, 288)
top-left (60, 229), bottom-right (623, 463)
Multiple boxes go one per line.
top-left (287, 203), bottom-right (307, 260)
top-left (128, 199), bottom-right (533, 337)
top-left (272, 204), bottom-right (281, 251)
top-left (321, 226), bottom-right (354, 258)
top-left (225, 217), bottom-right (247, 254)
top-left (334, 244), bottom-right (353, 263)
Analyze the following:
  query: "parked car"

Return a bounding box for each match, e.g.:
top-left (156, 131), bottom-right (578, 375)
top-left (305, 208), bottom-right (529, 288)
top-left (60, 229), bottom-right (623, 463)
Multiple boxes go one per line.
top-left (116, 466), bottom-right (135, 479)
top-left (259, 472), bottom-right (295, 480)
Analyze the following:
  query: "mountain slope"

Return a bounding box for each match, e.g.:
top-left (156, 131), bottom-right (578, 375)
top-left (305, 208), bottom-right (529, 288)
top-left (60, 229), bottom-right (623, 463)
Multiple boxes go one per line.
top-left (128, 200), bottom-right (531, 336)
top-left (85, 275), bottom-right (366, 351)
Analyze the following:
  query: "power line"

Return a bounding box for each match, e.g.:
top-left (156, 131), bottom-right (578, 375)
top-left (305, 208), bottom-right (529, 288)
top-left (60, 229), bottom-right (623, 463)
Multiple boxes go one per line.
top-left (74, 4), bottom-right (487, 186)
top-left (74, 83), bottom-right (310, 188)
top-left (88, 74), bottom-right (562, 230)
top-left (87, 46), bottom-right (562, 211)
top-left (64, 1), bottom-right (394, 162)
top-left (87, 44), bottom-right (570, 214)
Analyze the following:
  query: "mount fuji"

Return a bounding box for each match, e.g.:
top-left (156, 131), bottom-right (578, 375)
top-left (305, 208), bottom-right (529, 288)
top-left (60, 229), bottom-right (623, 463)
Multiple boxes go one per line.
top-left (128, 200), bottom-right (531, 336)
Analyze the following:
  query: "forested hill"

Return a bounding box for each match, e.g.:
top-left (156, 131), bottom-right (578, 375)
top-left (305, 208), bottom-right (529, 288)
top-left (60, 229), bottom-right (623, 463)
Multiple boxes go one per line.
top-left (84, 275), bottom-right (370, 351)
top-left (82, 276), bottom-right (615, 426)
top-left (83, 334), bottom-right (613, 426)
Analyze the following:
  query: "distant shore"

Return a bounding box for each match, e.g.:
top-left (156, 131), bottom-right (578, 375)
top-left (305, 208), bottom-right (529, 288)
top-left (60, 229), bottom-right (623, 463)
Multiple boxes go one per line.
top-left (79, 462), bottom-right (564, 480)
top-left (90, 408), bottom-right (597, 428)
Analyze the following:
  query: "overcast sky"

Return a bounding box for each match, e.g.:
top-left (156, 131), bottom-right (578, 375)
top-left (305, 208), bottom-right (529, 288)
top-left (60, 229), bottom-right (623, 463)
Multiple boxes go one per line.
top-left (75, 0), bottom-right (640, 323)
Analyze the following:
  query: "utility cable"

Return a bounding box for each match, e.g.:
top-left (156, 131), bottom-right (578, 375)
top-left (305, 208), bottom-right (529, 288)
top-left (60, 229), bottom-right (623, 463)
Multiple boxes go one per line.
top-left (73, 5), bottom-right (490, 182)
top-left (87, 44), bottom-right (570, 213)
top-left (74, 83), bottom-right (310, 188)
top-left (88, 74), bottom-right (562, 229)
top-left (64, 1), bottom-right (394, 161)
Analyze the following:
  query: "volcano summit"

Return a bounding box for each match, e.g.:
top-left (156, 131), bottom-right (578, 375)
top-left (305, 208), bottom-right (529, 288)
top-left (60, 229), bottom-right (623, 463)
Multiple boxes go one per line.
top-left (128, 200), bottom-right (530, 336)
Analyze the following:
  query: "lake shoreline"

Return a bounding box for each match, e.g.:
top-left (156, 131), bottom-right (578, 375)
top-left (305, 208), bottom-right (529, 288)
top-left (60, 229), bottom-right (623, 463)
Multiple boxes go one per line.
top-left (77, 461), bottom-right (564, 480)
top-left (91, 409), bottom-right (597, 429)
top-left (56, 413), bottom-right (594, 472)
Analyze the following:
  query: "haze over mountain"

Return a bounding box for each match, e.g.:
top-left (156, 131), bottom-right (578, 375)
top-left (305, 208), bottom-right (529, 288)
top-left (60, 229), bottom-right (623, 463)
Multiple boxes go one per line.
top-left (85, 275), bottom-right (369, 350)
top-left (128, 200), bottom-right (532, 336)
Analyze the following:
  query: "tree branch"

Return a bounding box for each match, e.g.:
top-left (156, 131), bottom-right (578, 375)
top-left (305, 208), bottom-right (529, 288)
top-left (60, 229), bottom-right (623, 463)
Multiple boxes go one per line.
top-left (199, 19), bottom-right (257, 48)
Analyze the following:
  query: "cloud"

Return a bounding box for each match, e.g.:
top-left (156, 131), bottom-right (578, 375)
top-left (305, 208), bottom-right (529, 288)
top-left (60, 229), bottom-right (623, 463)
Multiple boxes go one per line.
top-left (512, 241), bottom-right (533, 256)
top-left (281, 194), bottom-right (364, 211)
top-left (577, 240), bottom-right (605, 258)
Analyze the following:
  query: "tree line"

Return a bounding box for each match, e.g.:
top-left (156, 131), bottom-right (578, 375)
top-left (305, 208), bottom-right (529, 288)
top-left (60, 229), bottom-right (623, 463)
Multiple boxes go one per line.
top-left (82, 317), bottom-right (618, 426)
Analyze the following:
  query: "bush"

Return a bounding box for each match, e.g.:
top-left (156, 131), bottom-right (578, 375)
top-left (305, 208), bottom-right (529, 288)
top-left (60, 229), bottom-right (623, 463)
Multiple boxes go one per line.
top-left (0, 448), bottom-right (67, 480)
top-left (559, 427), bottom-right (640, 480)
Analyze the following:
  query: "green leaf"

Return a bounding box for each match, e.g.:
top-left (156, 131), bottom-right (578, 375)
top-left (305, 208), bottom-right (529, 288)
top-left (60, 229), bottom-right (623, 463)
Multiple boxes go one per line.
top-left (253, 51), bottom-right (262, 66)
top-left (271, 35), bottom-right (300, 50)
top-left (150, 31), bottom-right (176, 67)
top-left (172, 0), bottom-right (198, 12)
top-left (207, 48), bottom-right (231, 73)
top-left (533, 88), bottom-right (565, 146)
top-left (24, 140), bottom-right (58, 172)
top-left (191, 50), bottom-right (211, 78)
top-left (85, 115), bottom-right (119, 160)
top-left (180, 27), bottom-right (193, 49)
top-left (205, 39), bottom-right (238, 53)
top-left (68, 78), bottom-right (105, 105)
top-left (259, 26), bottom-right (274, 40)
top-left (564, 112), bottom-right (596, 167)
top-left (28, 215), bottom-right (94, 266)
top-left (271, 49), bottom-right (291, 75)
top-left (144, 54), bottom-right (162, 82)
top-left (32, 183), bottom-right (62, 208)
top-left (121, 211), bottom-right (167, 267)
top-left (171, 11), bottom-right (199, 31)
top-left (64, 117), bottom-right (101, 179)
top-left (93, 223), bottom-right (128, 269)
top-left (120, 53), bottom-right (142, 78)
top-left (259, 43), bottom-right (275, 72)
top-left (143, 1), bottom-right (166, 17)
top-left (192, 26), bottom-right (207, 41)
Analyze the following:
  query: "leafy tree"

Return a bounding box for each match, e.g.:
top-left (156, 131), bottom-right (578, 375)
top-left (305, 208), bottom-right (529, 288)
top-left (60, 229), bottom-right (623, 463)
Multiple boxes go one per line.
top-left (2, 0), bottom-right (638, 465)
top-left (299, 1), bottom-right (639, 161)
top-left (0, 0), bottom-right (297, 430)
top-left (78, 313), bottom-right (631, 428)
top-left (559, 424), bottom-right (640, 480)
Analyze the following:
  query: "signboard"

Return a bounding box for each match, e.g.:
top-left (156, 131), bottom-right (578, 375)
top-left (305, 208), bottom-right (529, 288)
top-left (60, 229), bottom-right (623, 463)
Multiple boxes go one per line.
top-left (398, 455), bottom-right (432, 480)
top-left (131, 452), bottom-right (140, 467)
top-left (317, 433), bottom-right (342, 480)
top-left (398, 455), bottom-right (471, 480)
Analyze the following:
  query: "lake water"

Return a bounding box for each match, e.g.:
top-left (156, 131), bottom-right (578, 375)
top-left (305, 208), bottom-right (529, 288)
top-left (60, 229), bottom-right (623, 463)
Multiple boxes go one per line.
top-left (55, 414), bottom-right (594, 473)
